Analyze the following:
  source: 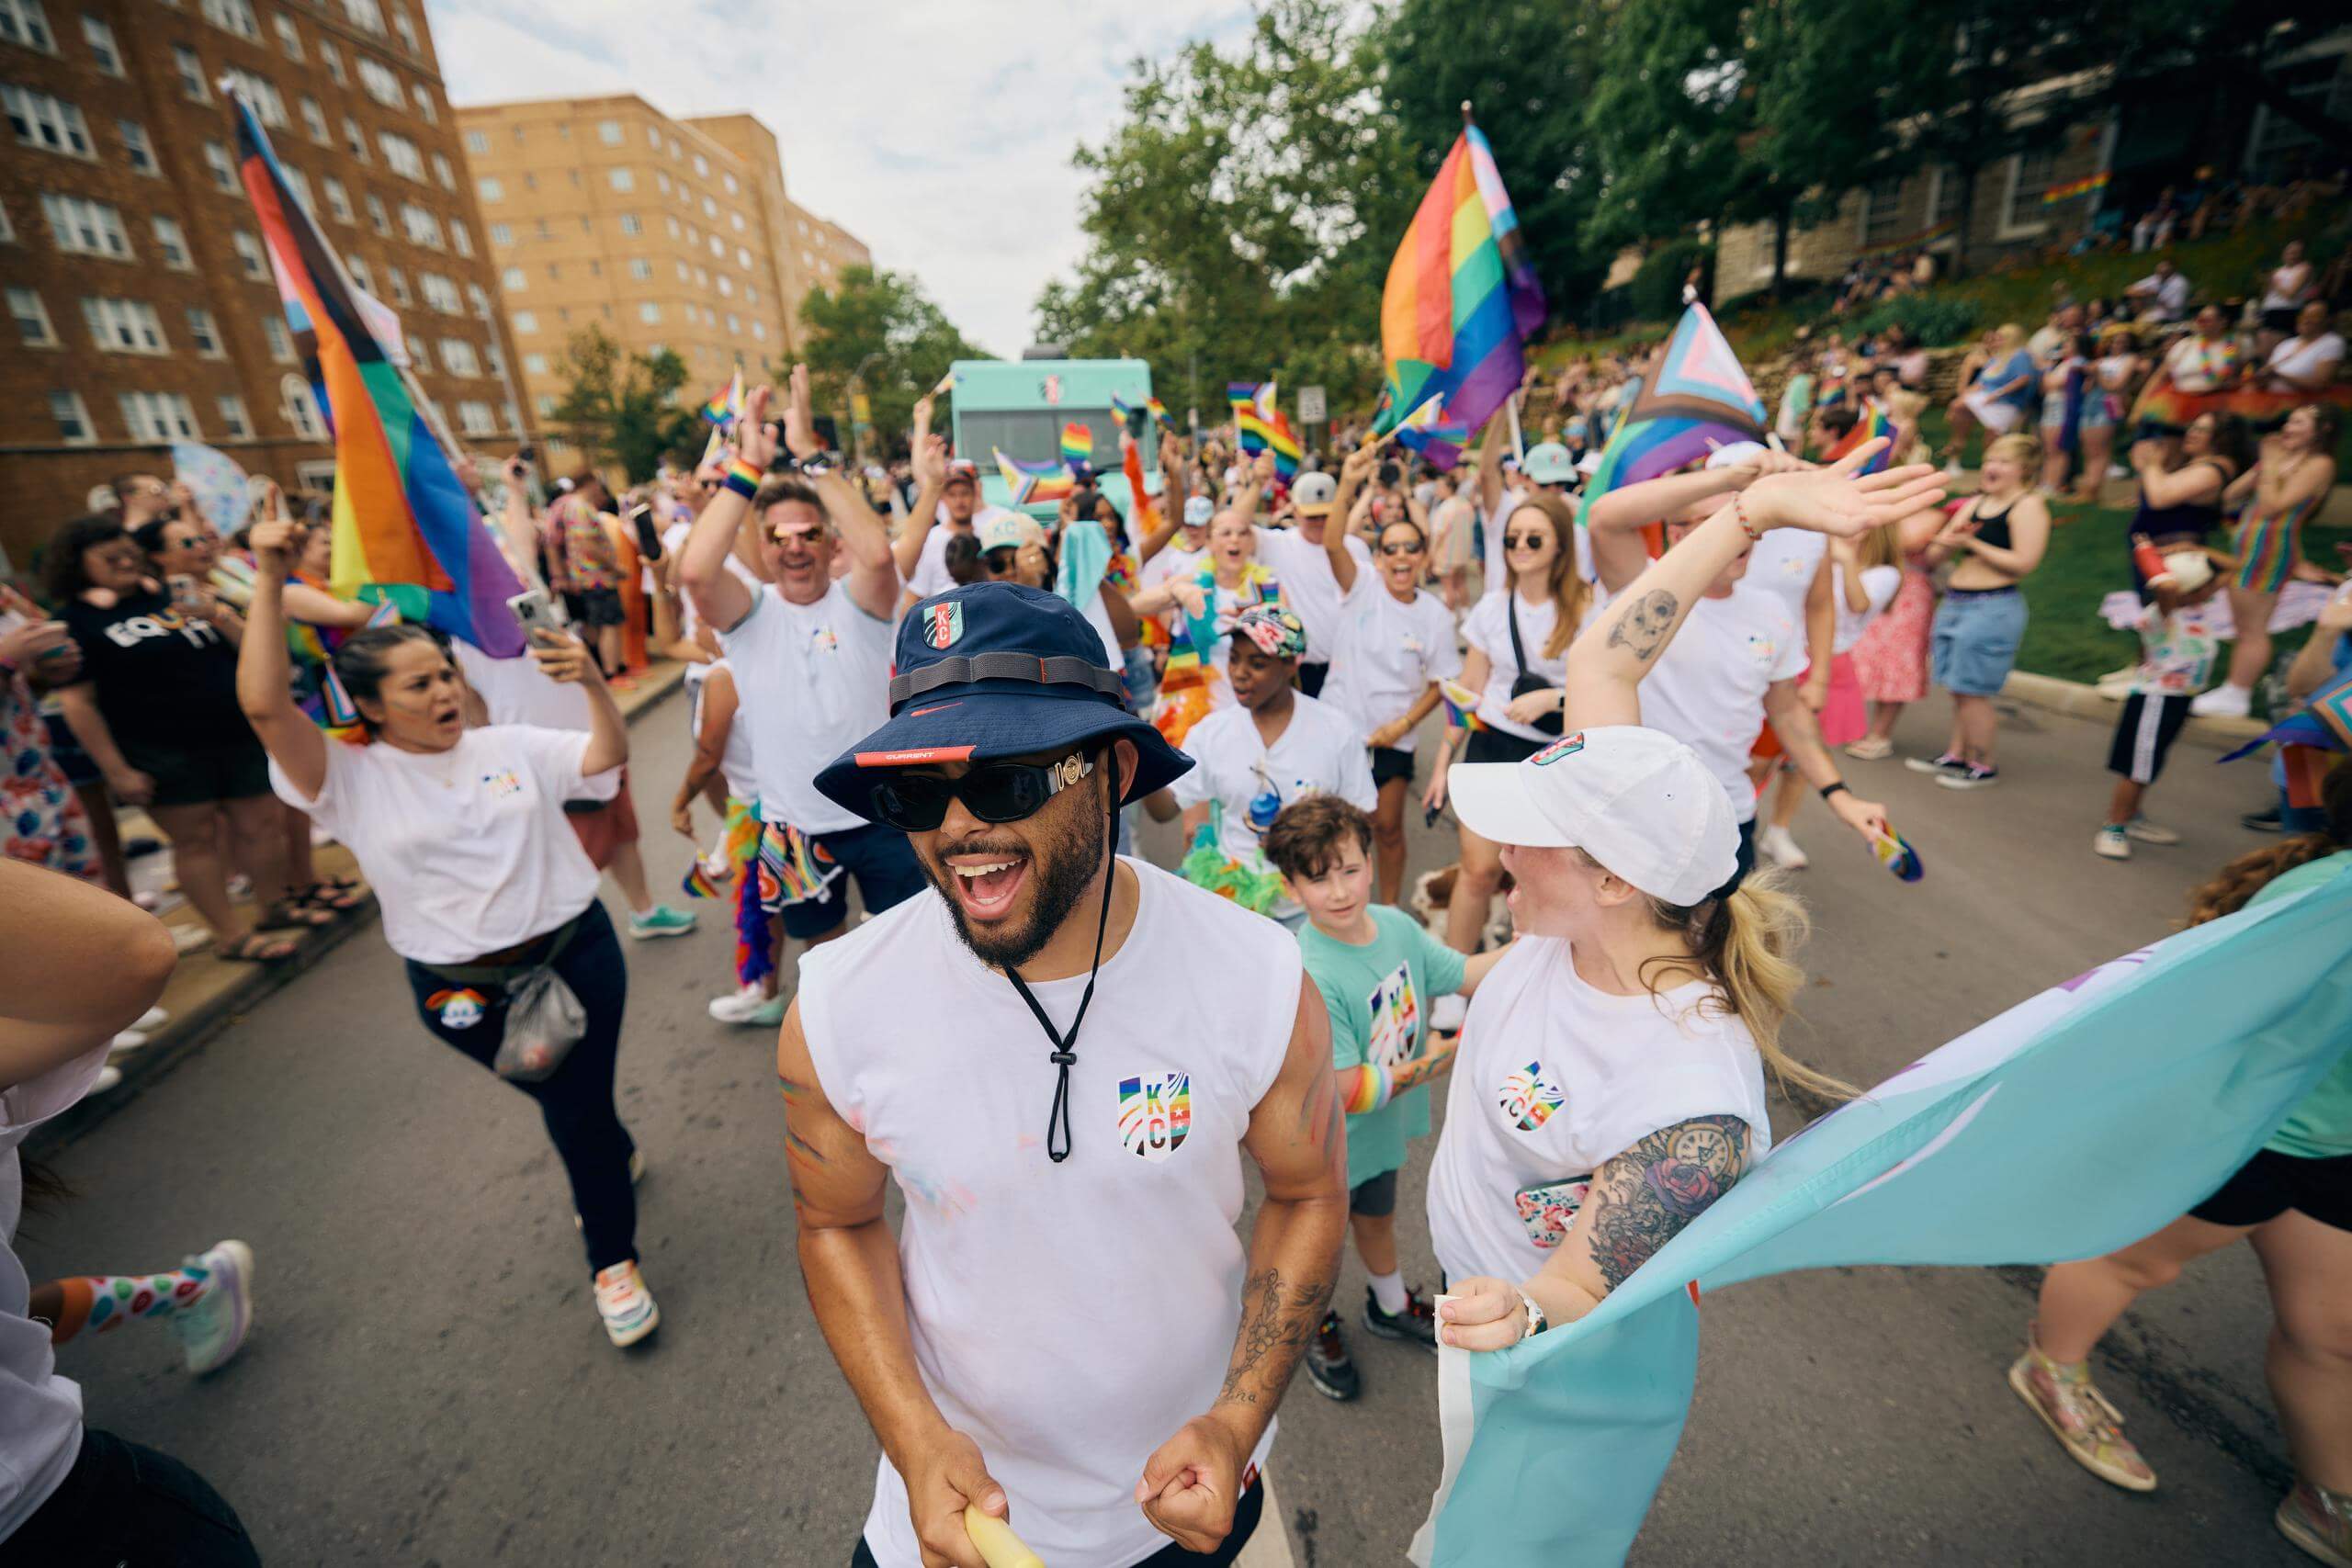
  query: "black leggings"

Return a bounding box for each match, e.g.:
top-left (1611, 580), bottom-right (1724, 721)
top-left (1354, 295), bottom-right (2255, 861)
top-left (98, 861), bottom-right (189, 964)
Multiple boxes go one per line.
top-left (404, 900), bottom-right (637, 1273)
top-left (0, 1428), bottom-right (261, 1567)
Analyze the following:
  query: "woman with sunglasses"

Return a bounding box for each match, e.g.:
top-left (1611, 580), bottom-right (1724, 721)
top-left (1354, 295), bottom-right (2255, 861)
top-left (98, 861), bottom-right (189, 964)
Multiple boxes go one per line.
top-left (234, 516), bottom-right (662, 1350)
top-left (1314, 445), bottom-right (1463, 906)
top-left (1423, 492), bottom-right (1589, 956)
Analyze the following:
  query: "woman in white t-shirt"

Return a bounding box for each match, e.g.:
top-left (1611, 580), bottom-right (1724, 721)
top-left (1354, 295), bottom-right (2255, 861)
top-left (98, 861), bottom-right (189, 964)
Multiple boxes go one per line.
top-left (233, 520), bottom-right (662, 1351)
top-left (1424, 491), bottom-right (1589, 957)
top-left (1428, 453), bottom-right (1938, 1352)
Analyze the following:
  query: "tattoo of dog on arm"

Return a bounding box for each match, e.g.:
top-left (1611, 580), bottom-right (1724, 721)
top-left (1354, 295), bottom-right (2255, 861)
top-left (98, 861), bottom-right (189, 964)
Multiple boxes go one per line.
top-left (1216, 1265), bottom-right (1336, 1406)
top-left (1605, 590), bottom-right (1679, 661)
top-left (1584, 1115), bottom-right (1749, 1293)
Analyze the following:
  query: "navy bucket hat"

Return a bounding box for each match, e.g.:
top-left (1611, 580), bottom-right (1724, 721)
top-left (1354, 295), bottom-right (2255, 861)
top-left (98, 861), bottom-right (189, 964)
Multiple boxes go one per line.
top-left (813, 582), bottom-right (1193, 821)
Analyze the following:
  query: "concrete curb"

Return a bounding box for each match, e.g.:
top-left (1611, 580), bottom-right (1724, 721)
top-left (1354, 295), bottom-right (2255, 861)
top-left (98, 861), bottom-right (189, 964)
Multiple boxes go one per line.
top-left (2000, 669), bottom-right (2268, 754)
top-left (29, 660), bottom-right (692, 1156)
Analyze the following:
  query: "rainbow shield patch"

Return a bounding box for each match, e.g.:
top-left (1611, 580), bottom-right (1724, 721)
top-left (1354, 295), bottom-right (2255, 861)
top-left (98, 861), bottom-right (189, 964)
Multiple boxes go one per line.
top-left (1117, 1071), bottom-right (1192, 1161)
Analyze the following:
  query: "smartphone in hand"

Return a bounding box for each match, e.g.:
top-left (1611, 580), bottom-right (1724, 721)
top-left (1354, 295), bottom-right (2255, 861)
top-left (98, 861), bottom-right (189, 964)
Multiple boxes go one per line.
top-left (505, 586), bottom-right (555, 637)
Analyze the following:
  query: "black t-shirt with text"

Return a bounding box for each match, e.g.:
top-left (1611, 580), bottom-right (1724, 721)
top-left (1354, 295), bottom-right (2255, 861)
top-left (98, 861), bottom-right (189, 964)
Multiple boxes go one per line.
top-left (62, 590), bottom-right (247, 750)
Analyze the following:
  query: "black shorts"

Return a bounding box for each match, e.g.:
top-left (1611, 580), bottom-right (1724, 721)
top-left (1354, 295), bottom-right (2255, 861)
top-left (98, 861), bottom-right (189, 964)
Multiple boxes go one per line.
top-left (2107, 692), bottom-right (2190, 785)
top-left (120, 737), bottom-right (271, 809)
top-left (1297, 660), bottom-right (1329, 698)
top-left (2261, 305), bottom-right (2301, 335)
top-left (1351, 1169), bottom-right (1398, 1217)
top-left (1463, 728), bottom-right (1546, 765)
top-left (1370, 746), bottom-right (1416, 788)
top-left (43, 711), bottom-right (100, 788)
top-left (778, 821), bottom-right (927, 940)
top-left (1736, 816), bottom-right (1758, 884)
top-left (573, 587), bottom-right (626, 627)
top-left (2189, 1146), bottom-right (2352, 1233)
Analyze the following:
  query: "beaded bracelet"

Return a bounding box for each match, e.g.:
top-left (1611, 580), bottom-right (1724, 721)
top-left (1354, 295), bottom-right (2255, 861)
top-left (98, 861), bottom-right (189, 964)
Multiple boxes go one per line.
top-left (1732, 491), bottom-right (1763, 543)
top-left (721, 459), bottom-right (761, 500)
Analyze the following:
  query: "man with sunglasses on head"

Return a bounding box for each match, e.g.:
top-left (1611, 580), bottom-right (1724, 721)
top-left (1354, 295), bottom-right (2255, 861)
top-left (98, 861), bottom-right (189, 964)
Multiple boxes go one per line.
top-left (678, 368), bottom-right (924, 961)
top-left (783, 581), bottom-right (1347, 1568)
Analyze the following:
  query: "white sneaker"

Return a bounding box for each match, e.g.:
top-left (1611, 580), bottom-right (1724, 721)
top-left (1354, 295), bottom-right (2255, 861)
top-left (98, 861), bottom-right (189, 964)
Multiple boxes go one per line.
top-left (708, 987), bottom-right (784, 1025)
top-left (134, 1007), bottom-right (167, 1032)
top-left (1430, 994), bottom-right (1468, 1034)
top-left (593, 1259), bottom-right (660, 1348)
top-left (90, 1065), bottom-right (122, 1094)
top-left (2188, 684), bottom-right (2253, 718)
top-left (2094, 825), bottom-right (2132, 860)
top-left (1758, 825), bottom-right (1809, 870)
top-left (169, 1239), bottom-right (254, 1376)
top-left (108, 1029), bottom-right (149, 1055)
top-left (2123, 816), bottom-right (2181, 846)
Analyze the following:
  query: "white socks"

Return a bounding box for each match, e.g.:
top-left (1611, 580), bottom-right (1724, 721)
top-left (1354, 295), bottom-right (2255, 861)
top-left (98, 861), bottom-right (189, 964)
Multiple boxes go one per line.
top-left (1369, 1269), bottom-right (1408, 1315)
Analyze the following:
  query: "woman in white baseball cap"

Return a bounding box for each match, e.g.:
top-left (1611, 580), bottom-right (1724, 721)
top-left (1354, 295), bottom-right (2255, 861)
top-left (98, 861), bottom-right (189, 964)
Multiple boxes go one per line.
top-left (1424, 442), bottom-right (1943, 1349)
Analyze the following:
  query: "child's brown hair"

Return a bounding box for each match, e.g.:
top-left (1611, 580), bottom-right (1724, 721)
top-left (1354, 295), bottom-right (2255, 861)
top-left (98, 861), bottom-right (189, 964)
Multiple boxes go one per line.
top-left (1261, 795), bottom-right (1376, 885)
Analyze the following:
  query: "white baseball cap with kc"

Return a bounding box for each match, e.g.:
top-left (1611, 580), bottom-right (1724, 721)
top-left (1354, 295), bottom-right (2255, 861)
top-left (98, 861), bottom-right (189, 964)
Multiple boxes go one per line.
top-left (1447, 727), bottom-right (1739, 907)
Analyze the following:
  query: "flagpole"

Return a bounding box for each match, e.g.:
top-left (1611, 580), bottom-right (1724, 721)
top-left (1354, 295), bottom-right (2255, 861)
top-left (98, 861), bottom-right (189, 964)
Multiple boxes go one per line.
top-left (1505, 392), bottom-right (1525, 464)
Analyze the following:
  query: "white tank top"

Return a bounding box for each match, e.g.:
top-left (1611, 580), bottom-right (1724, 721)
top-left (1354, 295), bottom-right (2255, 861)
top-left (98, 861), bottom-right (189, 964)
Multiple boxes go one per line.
top-left (797, 857), bottom-right (1299, 1568)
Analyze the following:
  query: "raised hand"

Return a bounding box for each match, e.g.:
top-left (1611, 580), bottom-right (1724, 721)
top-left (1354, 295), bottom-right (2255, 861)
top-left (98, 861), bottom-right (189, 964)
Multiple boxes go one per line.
top-left (783, 364), bottom-right (821, 461)
top-left (249, 516), bottom-right (301, 573)
top-left (912, 433), bottom-right (948, 490)
top-left (736, 384), bottom-right (780, 471)
top-left (1745, 444), bottom-right (1945, 538)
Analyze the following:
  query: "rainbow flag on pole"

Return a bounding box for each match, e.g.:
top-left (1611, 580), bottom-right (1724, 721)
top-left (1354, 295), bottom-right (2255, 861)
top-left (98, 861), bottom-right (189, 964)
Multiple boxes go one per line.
top-left (1230, 384), bottom-right (1303, 479)
top-left (1060, 422), bottom-right (1093, 470)
top-left (701, 367), bottom-right (743, 427)
top-left (230, 88), bottom-right (526, 656)
top-left (1396, 398), bottom-right (1473, 470)
top-left (1438, 677), bottom-right (1488, 733)
top-left (1579, 303), bottom-right (1770, 504)
top-left (1824, 401), bottom-right (1894, 475)
top-left (1372, 119), bottom-right (1546, 447)
top-left (994, 448), bottom-right (1075, 507)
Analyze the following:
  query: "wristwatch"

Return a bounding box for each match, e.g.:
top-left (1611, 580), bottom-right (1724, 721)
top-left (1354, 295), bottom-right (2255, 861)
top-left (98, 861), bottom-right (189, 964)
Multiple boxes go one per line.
top-left (796, 454), bottom-right (834, 479)
top-left (1516, 1288), bottom-right (1548, 1341)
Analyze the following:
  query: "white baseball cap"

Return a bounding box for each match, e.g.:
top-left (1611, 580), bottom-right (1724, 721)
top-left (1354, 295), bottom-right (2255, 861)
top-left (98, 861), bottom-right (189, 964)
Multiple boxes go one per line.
top-left (1182, 494), bottom-right (1214, 526)
top-left (1704, 440), bottom-right (1769, 470)
top-left (1447, 727), bottom-right (1738, 907)
top-left (1292, 471), bottom-right (1339, 516)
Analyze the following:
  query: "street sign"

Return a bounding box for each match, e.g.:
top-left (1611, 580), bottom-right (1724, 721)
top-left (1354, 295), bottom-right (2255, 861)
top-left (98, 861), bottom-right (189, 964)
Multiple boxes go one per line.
top-left (1297, 386), bottom-right (1327, 423)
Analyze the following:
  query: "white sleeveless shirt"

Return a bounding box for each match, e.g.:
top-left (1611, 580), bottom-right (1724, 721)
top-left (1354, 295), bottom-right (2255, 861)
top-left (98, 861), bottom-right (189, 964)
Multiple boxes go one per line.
top-left (797, 856), bottom-right (1301, 1568)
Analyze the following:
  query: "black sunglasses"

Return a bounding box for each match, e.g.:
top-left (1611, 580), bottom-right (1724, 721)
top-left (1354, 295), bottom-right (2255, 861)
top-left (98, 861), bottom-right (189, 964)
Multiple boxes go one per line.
top-left (982, 547), bottom-right (1020, 574)
top-left (1378, 540), bottom-right (1421, 556)
top-left (870, 752), bottom-right (1094, 832)
top-left (1504, 532), bottom-right (1549, 549)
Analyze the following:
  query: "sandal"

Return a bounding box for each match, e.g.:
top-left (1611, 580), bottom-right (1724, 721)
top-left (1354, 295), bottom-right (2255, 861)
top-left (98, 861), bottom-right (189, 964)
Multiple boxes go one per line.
top-left (256, 900), bottom-right (334, 931)
top-left (299, 880), bottom-right (366, 912)
top-left (219, 932), bottom-right (299, 964)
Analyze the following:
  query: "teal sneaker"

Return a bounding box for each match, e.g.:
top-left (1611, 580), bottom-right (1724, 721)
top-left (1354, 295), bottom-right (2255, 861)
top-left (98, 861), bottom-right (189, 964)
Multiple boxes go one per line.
top-left (627, 904), bottom-right (696, 939)
top-left (169, 1239), bottom-right (254, 1376)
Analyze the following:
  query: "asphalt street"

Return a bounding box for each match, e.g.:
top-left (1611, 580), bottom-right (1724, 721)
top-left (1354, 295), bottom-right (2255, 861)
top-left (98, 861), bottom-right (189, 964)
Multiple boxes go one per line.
top-left (21, 680), bottom-right (2316, 1567)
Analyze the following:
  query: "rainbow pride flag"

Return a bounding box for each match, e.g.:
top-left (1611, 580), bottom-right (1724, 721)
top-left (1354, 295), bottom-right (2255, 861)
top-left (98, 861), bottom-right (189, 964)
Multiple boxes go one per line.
top-left (1111, 393), bottom-right (1173, 433)
top-left (1230, 384), bottom-right (1302, 479)
top-left (2041, 171), bottom-right (2109, 207)
top-left (1825, 402), bottom-right (1894, 475)
top-left (1372, 121), bottom-right (1546, 448)
top-left (1439, 677), bottom-right (1488, 733)
top-left (230, 91), bottom-right (526, 656)
top-left (1396, 398), bottom-right (1473, 470)
top-left (702, 367), bottom-right (743, 428)
top-left (1061, 422), bottom-right (1093, 469)
top-left (994, 448), bottom-right (1075, 507)
top-left (2220, 666), bottom-right (2352, 763)
top-left (1580, 303), bottom-right (1770, 504)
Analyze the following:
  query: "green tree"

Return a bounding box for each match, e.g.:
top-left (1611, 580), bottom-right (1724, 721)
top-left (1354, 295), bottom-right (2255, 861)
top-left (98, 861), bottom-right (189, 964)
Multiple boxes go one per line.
top-left (546, 324), bottom-right (696, 481)
top-left (795, 265), bottom-right (980, 459)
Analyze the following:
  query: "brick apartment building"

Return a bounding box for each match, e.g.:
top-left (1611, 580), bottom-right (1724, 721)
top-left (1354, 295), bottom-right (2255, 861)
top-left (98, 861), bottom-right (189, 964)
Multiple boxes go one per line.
top-left (451, 94), bottom-right (870, 474)
top-left (0, 0), bottom-right (523, 573)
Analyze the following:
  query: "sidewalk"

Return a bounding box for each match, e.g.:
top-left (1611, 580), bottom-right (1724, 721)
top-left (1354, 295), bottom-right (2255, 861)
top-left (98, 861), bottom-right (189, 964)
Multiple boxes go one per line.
top-left (33, 659), bottom-right (691, 1154)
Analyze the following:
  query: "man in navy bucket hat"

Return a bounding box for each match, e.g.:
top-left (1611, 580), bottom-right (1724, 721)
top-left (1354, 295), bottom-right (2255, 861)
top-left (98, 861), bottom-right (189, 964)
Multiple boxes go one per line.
top-left (789, 579), bottom-right (1347, 1568)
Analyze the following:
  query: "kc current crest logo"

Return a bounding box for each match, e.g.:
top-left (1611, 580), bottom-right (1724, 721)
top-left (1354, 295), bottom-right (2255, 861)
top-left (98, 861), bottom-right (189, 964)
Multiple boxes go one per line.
top-left (924, 602), bottom-right (964, 649)
top-left (1530, 732), bottom-right (1586, 766)
top-left (1117, 1071), bottom-right (1192, 1161)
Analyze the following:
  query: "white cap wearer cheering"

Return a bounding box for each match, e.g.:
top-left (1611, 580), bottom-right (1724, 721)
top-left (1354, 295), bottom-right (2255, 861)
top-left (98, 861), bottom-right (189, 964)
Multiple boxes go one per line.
top-left (1447, 726), bottom-right (1739, 908)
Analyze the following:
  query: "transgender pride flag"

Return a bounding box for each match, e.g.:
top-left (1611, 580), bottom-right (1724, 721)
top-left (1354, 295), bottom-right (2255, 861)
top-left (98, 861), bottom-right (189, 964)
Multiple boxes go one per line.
top-left (1373, 121), bottom-right (1546, 449)
top-left (1578, 302), bottom-right (1770, 504)
top-left (1413, 862), bottom-right (2352, 1566)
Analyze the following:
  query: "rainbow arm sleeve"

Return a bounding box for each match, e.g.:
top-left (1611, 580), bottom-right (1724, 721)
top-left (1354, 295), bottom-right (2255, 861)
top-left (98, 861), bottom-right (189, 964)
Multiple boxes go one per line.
top-left (1340, 1061), bottom-right (1396, 1116)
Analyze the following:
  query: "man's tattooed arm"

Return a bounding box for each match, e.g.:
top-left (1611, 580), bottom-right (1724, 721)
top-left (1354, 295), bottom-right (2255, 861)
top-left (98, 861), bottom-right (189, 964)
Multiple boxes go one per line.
top-left (1579, 1115), bottom-right (1751, 1293)
top-left (1215, 1266), bottom-right (1334, 1408)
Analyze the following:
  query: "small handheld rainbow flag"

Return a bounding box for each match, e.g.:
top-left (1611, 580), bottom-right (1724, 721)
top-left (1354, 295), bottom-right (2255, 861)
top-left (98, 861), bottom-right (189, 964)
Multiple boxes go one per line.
top-left (1439, 677), bottom-right (1488, 733)
top-left (1396, 398), bottom-right (1472, 470)
top-left (1825, 402), bottom-right (1894, 475)
top-left (1061, 422), bottom-right (1093, 469)
top-left (1112, 393), bottom-right (1175, 433)
top-left (1230, 384), bottom-right (1302, 479)
top-left (1581, 303), bottom-right (1770, 504)
top-left (994, 448), bottom-right (1076, 507)
top-left (701, 367), bottom-right (744, 428)
top-left (1872, 818), bottom-right (1924, 883)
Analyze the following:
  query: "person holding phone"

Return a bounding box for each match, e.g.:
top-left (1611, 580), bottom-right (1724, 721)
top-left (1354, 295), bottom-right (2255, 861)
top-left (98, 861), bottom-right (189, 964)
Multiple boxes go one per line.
top-left (235, 517), bottom-right (662, 1349)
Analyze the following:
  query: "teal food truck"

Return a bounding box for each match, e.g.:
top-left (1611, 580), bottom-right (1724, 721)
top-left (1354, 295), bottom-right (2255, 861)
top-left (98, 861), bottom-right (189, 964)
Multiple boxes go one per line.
top-left (947, 357), bottom-right (1158, 523)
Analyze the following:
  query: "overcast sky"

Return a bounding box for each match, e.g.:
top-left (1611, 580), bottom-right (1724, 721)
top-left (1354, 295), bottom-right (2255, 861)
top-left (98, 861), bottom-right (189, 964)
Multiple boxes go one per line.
top-left (425, 0), bottom-right (1256, 357)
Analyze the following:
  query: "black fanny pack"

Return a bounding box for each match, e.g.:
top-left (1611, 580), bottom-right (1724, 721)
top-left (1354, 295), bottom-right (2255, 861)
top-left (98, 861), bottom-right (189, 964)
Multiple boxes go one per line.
top-left (1508, 592), bottom-right (1564, 737)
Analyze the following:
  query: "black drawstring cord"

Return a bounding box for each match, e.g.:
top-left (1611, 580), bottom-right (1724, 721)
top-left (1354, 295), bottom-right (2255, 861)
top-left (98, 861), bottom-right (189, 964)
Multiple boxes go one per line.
top-left (1004, 752), bottom-right (1121, 1164)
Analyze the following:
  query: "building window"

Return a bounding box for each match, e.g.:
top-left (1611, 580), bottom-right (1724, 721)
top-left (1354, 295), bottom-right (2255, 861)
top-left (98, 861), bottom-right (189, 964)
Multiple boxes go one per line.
top-left (223, 229), bottom-right (266, 280)
top-left (535, 394), bottom-right (555, 417)
top-left (628, 256), bottom-right (650, 280)
top-left (202, 138), bottom-right (235, 190)
top-left (674, 258), bottom-right (688, 281)
top-left (151, 214), bottom-right (189, 267)
top-left (198, 0), bottom-right (256, 40)
top-left (400, 201), bottom-right (443, 248)
top-left (364, 193), bottom-right (388, 235)
top-left (405, 336), bottom-right (427, 370)
top-left (184, 305), bottom-right (220, 355)
top-left (42, 192), bottom-right (129, 256)
top-left (119, 118), bottom-right (155, 173)
top-left (343, 115), bottom-right (365, 160)
top-left (220, 69), bottom-right (285, 126)
top-left (261, 311), bottom-right (291, 361)
top-left (318, 38), bottom-right (342, 83)
top-left (500, 265), bottom-right (525, 290)
top-left (752, 319), bottom-right (765, 342)
top-left (50, 389), bottom-right (95, 445)
top-left (119, 390), bottom-right (200, 440)
top-left (449, 220), bottom-right (471, 257)
top-left (639, 301), bottom-right (660, 323)
top-left (665, 215), bottom-right (678, 240)
top-left (4, 83), bottom-right (92, 154)
top-left (431, 152), bottom-right (453, 190)
top-left (510, 310), bottom-right (536, 333)
top-left (378, 131), bottom-right (424, 181)
top-left (299, 95), bottom-right (327, 144)
top-left (439, 337), bottom-right (479, 376)
top-left (356, 56), bottom-right (401, 107)
top-left (80, 14), bottom-right (119, 73)
top-left (476, 175), bottom-right (503, 202)
top-left (723, 171), bottom-right (738, 197)
top-left (597, 118), bottom-right (620, 145)
top-left (462, 129), bottom-right (488, 155)
top-left (279, 164), bottom-right (311, 213)
top-left (700, 195), bottom-right (714, 219)
top-left (214, 394), bottom-right (251, 437)
top-left (345, 254), bottom-right (370, 293)
top-left (465, 282), bottom-right (486, 317)
top-left (388, 0), bottom-right (415, 50)
top-left (608, 166), bottom-right (633, 192)
top-left (384, 264), bottom-right (408, 304)
top-left (617, 211), bottom-right (640, 236)
top-left (420, 271), bottom-right (458, 312)
top-left (726, 311), bottom-right (739, 334)
top-left (7, 286), bottom-right (54, 344)
top-left (456, 400), bottom-right (494, 435)
top-left (1858, 175), bottom-right (1906, 247)
top-left (717, 274), bottom-right (732, 298)
top-left (522, 352), bottom-right (547, 375)
top-left (655, 170), bottom-right (670, 195)
top-left (172, 45), bottom-right (203, 103)
top-left (280, 373), bottom-right (324, 439)
top-left (321, 175), bottom-right (352, 223)
top-left (1998, 148), bottom-right (2058, 239)
top-left (410, 84), bottom-right (433, 124)
top-left (692, 152), bottom-right (707, 177)
top-left (0, 0), bottom-right (56, 52)
top-left (271, 12), bottom-right (300, 58)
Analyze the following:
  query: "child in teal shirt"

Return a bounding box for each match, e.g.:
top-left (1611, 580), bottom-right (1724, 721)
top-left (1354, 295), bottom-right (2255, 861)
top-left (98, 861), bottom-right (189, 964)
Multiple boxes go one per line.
top-left (1264, 795), bottom-right (1509, 1402)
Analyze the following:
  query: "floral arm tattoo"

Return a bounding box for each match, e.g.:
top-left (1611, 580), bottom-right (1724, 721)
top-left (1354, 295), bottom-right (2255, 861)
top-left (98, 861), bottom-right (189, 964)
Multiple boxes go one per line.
top-left (1583, 1115), bottom-right (1751, 1293)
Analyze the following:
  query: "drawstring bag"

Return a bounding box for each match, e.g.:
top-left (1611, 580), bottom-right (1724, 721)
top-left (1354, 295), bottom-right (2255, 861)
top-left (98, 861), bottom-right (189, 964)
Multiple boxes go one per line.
top-left (492, 964), bottom-right (588, 1082)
